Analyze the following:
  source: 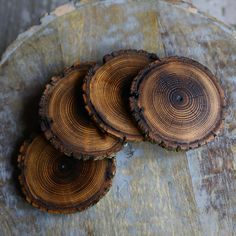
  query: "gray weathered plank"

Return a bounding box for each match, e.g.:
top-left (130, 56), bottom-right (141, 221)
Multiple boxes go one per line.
top-left (0, 0), bottom-right (236, 235)
top-left (0, 0), bottom-right (69, 57)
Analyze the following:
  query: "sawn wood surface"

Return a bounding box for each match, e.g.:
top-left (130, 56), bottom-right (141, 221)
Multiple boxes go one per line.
top-left (0, 0), bottom-right (236, 235)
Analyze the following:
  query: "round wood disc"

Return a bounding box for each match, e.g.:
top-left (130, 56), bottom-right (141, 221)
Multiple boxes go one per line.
top-left (130, 57), bottom-right (226, 150)
top-left (18, 135), bottom-right (116, 214)
top-left (83, 49), bottom-right (159, 142)
top-left (39, 62), bottom-right (123, 160)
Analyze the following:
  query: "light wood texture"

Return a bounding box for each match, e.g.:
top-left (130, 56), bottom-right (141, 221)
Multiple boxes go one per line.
top-left (0, 0), bottom-right (69, 57)
top-left (0, 0), bottom-right (236, 235)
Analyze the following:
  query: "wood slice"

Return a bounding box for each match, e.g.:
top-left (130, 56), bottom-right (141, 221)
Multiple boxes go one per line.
top-left (83, 49), bottom-right (159, 142)
top-left (39, 62), bottom-right (123, 160)
top-left (18, 135), bottom-right (116, 214)
top-left (130, 57), bottom-right (226, 150)
top-left (2, 0), bottom-right (236, 234)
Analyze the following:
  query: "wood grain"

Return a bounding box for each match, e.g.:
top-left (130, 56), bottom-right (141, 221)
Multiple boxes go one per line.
top-left (130, 56), bottom-right (226, 150)
top-left (83, 49), bottom-right (158, 142)
top-left (0, 0), bottom-right (236, 235)
top-left (39, 61), bottom-right (123, 160)
top-left (0, 0), bottom-right (69, 58)
top-left (18, 135), bottom-right (116, 214)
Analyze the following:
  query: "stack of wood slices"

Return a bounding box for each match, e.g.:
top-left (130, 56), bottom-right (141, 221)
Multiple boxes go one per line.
top-left (17, 49), bottom-right (226, 214)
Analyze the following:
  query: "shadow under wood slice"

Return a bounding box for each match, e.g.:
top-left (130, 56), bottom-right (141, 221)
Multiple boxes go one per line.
top-left (39, 62), bottom-right (123, 160)
top-left (130, 56), bottom-right (226, 150)
top-left (18, 135), bottom-right (116, 214)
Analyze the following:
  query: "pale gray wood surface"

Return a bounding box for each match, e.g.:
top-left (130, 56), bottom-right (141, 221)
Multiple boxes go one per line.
top-left (0, 0), bottom-right (236, 235)
top-left (0, 0), bottom-right (69, 57)
top-left (0, 0), bottom-right (194, 58)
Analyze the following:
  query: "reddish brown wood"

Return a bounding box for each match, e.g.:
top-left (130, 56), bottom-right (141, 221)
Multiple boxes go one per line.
top-left (130, 56), bottom-right (226, 150)
top-left (39, 62), bottom-right (123, 160)
top-left (83, 49), bottom-right (159, 142)
top-left (18, 135), bottom-right (116, 214)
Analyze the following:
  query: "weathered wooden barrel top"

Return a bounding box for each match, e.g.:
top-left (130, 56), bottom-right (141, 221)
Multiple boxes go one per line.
top-left (1, 0), bottom-right (236, 235)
